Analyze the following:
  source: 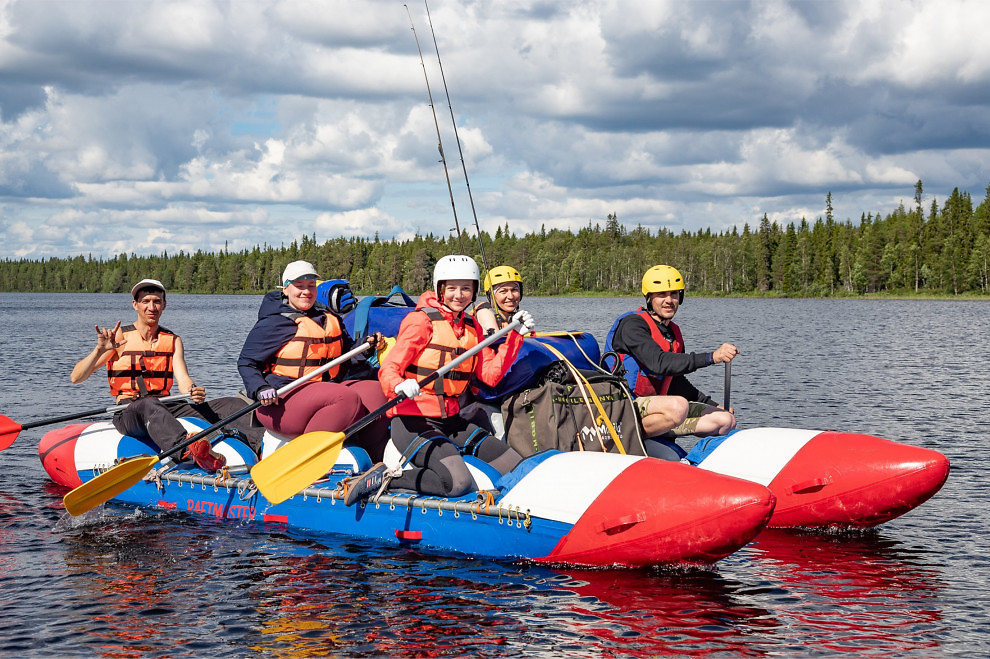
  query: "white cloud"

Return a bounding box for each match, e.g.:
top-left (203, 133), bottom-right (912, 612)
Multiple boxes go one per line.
top-left (1, 0), bottom-right (989, 260)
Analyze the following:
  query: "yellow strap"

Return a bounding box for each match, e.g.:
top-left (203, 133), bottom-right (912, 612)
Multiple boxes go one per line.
top-left (539, 342), bottom-right (626, 455)
top-left (538, 343), bottom-right (599, 449)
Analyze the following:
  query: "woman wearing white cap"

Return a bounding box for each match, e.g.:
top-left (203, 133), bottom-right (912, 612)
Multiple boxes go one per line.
top-left (237, 260), bottom-right (389, 459)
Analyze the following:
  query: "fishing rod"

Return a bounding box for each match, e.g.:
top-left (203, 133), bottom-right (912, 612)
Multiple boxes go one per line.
top-left (405, 3), bottom-right (466, 254)
top-left (423, 0), bottom-right (489, 272)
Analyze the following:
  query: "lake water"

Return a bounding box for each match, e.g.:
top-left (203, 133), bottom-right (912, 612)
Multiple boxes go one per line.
top-left (1, 292), bottom-right (988, 656)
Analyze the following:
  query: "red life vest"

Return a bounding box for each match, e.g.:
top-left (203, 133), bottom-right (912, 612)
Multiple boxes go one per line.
top-left (396, 307), bottom-right (477, 418)
top-left (270, 312), bottom-right (345, 380)
top-left (625, 311), bottom-right (685, 397)
top-left (107, 324), bottom-right (175, 399)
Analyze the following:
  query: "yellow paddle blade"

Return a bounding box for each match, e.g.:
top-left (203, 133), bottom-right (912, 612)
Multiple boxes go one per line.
top-left (62, 455), bottom-right (161, 516)
top-left (250, 431), bottom-right (345, 505)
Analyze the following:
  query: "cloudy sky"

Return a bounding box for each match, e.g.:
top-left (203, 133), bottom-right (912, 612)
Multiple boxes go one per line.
top-left (2, 0), bottom-right (989, 260)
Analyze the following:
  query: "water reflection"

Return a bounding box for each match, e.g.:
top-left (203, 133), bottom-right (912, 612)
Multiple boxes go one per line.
top-left (532, 567), bottom-right (778, 656)
top-left (3, 294), bottom-right (985, 656)
top-left (742, 530), bottom-right (946, 655)
top-left (9, 491), bottom-right (960, 657)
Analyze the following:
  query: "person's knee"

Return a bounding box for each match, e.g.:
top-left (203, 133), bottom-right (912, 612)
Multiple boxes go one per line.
top-left (691, 410), bottom-right (736, 437)
top-left (439, 455), bottom-right (473, 497)
top-left (660, 396), bottom-right (689, 423)
top-left (716, 411), bottom-right (736, 433)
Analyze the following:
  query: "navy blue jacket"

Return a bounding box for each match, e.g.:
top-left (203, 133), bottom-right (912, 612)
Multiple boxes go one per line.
top-left (237, 291), bottom-right (372, 400)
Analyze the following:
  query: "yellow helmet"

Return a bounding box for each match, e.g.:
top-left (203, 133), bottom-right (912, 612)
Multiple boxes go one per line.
top-left (483, 265), bottom-right (523, 296)
top-left (641, 265), bottom-right (685, 296)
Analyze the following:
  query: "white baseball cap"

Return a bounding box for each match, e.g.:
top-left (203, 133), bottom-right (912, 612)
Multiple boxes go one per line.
top-left (281, 260), bottom-right (320, 287)
top-left (131, 278), bottom-right (166, 299)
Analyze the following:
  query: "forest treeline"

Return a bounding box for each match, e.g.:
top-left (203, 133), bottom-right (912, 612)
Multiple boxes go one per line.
top-left (2, 182), bottom-right (989, 297)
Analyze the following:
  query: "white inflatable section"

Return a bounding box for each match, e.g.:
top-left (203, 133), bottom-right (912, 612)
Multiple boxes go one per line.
top-left (381, 439), bottom-right (496, 491)
top-left (695, 427), bottom-right (819, 485)
top-left (73, 419), bottom-right (253, 471)
top-left (498, 452), bottom-right (643, 525)
top-left (181, 419), bottom-right (253, 468)
top-left (330, 448), bottom-right (366, 474)
top-left (382, 439), bottom-right (414, 472)
top-left (261, 430), bottom-right (293, 458)
top-left (73, 422), bottom-right (125, 471)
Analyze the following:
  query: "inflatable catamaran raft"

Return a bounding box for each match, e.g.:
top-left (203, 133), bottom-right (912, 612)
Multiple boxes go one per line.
top-left (39, 418), bottom-right (777, 567)
top-left (36, 308), bottom-right (948, 564)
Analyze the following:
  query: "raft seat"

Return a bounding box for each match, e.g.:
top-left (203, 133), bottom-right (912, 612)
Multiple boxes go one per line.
top-left (335, 446), bottom-right (373, 474)
top-left (462, 455), bottom-right (499, 490)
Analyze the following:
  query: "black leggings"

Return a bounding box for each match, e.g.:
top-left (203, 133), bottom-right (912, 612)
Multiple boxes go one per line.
top-left (388, 415), bottom-right (522, 497)
top-left (113, 396), bottom-right (265, 456)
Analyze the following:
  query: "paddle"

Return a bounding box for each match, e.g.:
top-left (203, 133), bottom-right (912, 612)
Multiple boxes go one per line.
top-left (61, 338), bottom-right (377, 516)
top-left (250, 319), bottom-right (524, 505)
top-left (724, 361), bottom-right (731, 410)
top-left (0, 393), bottom-right (191, 452)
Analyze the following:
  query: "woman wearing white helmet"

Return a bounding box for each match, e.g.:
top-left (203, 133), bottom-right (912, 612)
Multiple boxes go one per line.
top-left (342, 255), bottom-right (536, 505)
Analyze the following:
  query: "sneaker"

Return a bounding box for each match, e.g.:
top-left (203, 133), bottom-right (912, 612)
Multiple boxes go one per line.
top-left (343, 462), bottom-right (389, 506)
top-left (183, 438), bottom-right (227, 472)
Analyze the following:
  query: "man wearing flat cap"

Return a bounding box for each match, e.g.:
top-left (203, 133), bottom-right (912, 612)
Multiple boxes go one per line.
top-left (70, 278), bottom-right (230, 471)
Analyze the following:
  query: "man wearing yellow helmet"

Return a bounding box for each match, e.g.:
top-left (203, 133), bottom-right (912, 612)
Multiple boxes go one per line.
top-left (607, 265), bottom-right (739, 460)
top-left (474, 265), bottom-right (525, 335)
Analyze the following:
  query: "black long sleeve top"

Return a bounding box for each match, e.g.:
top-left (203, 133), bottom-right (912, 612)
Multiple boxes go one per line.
top-left (611, 311), bottom-right (716, 405)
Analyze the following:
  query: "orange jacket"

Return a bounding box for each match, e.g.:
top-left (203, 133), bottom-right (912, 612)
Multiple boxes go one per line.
top-left (270, 312), bottom-right (346, 380)
top-left (379, 291), bottom-right (523, 418)
top-left (107, 324), bottom-right (175, 399)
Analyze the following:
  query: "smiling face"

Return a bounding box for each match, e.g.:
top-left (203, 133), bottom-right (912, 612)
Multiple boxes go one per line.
top-left (132, 290), bottom-right (165, 325)
top-left (492, 281), bottom-right (521, 316)
top-left (284, 278), bottom-right (317, 311)
top-left (647, 290), bottom-right (680, 322)
top-left (440, 279), bottom-right (475, 313)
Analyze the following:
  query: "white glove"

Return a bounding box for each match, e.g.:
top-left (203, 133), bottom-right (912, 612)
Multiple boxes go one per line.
top-left (512, 310), bottom-right (535, 335)
top-left (394, 378), bottom-right (421, 399)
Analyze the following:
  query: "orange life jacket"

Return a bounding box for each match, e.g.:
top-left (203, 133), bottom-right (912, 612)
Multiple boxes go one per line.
top-left (107, 324), bottom-right (176, 399)
top-left (399, 307), bottom-right (477, 417)
top-left (625, 311), bottom-right (685, 397)
top-left (270, 312), bottom-right (346, 380)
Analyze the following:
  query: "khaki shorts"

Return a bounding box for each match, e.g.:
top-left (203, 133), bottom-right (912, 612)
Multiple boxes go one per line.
top-left (634, 398), bottom-right (720, 437)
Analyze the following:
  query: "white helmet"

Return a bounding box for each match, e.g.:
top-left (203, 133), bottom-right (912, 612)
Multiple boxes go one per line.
top-left (433, 255), bottom-right (480, 299)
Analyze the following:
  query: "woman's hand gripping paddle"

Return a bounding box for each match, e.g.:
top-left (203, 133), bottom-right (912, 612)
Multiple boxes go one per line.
top-left (250, 320), bottom-right (523, 505)
top-left (0, 393), bottom-right (191, 452)
top-left (61, 339), bottom-right (377, 516)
